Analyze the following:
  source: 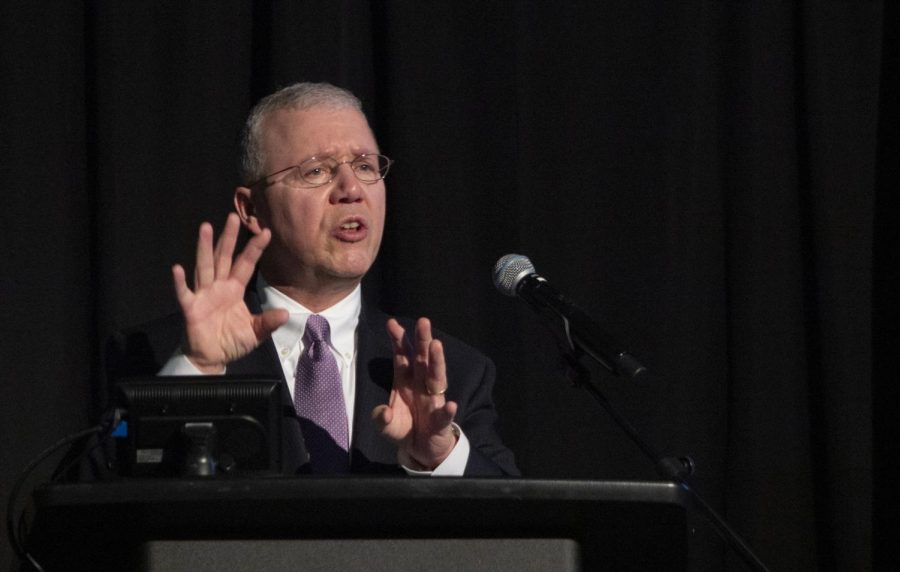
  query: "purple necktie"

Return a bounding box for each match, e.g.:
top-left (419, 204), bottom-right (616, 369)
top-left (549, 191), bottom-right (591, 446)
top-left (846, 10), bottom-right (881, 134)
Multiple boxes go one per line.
top-left (293, 315), bottom-right (350, 472)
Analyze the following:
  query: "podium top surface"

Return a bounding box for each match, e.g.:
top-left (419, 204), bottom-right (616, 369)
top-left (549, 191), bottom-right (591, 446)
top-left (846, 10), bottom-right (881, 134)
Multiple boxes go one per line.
top-left (34, 477), bottom-right (687, 507)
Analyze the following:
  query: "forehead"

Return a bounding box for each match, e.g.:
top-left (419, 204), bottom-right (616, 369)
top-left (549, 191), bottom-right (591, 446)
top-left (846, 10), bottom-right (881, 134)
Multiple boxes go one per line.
top-left (259, 106), bottom-right (378, 168)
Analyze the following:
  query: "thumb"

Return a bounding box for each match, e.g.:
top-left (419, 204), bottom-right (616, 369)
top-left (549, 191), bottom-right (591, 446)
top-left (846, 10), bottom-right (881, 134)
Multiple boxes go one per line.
top-left (430, 400), bottom-right (457, 430)
top-left (371, 404), bottom-right (393, 432)
top-left (253, 308), bottom-right (289, 340)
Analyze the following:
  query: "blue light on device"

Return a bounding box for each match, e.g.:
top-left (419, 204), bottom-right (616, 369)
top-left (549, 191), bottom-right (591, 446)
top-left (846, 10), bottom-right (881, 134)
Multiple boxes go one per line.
top-left (112, 420), bottom-right (128, 438)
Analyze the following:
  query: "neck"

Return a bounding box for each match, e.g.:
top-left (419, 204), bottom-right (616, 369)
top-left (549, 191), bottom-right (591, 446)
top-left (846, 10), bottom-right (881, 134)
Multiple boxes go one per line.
top-left (273, 284), bottom-right (358, 313)
top-left (259, 248), bottom-right (370, 311)
top-left (259, 271), bottom-right (360, 314)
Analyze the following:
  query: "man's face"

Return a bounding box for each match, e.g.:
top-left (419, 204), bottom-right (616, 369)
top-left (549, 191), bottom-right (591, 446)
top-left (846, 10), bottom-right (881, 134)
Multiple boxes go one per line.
top-left (237, 106), bottom-right (386, 291)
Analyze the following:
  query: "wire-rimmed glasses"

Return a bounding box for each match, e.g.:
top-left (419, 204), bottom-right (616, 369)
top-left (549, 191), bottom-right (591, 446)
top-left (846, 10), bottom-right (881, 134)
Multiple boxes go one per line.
top-left (249, 154), bottom-right (393, 189)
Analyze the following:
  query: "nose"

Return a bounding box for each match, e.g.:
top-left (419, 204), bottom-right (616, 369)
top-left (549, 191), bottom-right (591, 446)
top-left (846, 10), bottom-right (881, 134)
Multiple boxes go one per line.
top-left (329, 162), bottom-right (364, 204)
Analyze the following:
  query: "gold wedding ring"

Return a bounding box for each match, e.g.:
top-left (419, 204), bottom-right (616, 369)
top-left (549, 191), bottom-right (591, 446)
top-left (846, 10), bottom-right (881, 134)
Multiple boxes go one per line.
top-left (427, 386), bottom-right (447, 396)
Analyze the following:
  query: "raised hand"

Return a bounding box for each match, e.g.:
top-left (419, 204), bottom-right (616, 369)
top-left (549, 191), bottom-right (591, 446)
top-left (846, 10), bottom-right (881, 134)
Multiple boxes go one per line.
top-left (372, 317), bottom-right (459, 469)
top-left (171, 213), bottom-right (289, 373)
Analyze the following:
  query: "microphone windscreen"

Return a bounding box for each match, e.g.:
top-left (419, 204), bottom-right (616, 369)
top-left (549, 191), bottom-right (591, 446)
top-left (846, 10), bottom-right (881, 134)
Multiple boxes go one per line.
top-left (493, 254), bottom-right (536, 296)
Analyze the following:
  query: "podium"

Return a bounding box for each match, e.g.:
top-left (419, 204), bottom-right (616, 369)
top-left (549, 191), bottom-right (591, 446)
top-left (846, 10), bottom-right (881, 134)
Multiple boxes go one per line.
top-left (27, 478), bottom-right (688, 571)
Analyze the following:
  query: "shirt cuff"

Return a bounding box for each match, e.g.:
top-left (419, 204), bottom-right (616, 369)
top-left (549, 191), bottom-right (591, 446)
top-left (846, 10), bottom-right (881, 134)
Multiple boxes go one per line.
top-left (158, 351), bottom-right (224, 376)
top-left (399, 423), bottom-right (470, 477)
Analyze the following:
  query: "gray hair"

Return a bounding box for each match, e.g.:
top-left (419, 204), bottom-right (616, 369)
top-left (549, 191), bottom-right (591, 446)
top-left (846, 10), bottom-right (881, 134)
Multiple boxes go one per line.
top-left (239, 82), bottom-right (364, 184)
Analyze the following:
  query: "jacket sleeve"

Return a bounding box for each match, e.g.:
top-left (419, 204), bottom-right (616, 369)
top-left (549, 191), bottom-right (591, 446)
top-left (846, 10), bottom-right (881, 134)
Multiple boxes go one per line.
top-left (444, 341), bottom-right (520, 477)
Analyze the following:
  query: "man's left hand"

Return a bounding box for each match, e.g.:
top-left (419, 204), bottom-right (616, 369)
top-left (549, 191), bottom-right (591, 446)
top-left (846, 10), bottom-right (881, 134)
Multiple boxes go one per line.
top-left (372, 317), bottom-right (459, 470)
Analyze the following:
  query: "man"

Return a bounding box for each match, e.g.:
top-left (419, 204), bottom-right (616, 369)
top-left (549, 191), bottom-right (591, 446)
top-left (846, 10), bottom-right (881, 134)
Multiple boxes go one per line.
top-left (109, 82), bottom-right (517, 476)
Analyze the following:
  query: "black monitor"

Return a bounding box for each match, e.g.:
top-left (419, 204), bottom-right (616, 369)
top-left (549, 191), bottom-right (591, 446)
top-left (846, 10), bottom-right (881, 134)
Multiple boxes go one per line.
top-left (113, 376), bottom-right (289, 477)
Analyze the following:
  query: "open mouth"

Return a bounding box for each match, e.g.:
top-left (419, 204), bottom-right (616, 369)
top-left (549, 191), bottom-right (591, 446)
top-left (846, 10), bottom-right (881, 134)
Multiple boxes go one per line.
top-left (334, 217), bottom-right (368, 242)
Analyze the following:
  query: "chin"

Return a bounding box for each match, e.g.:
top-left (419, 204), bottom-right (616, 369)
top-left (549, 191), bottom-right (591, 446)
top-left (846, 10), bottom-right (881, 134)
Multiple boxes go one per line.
top-left (328, 258), bottom-right (375, 281)
top-left (334, 247), bottom-right (378, 275)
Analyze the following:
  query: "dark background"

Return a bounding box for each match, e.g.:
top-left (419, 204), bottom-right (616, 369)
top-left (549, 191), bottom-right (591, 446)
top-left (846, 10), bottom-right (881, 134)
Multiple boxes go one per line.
top-left (1, 2), bottom-right (893, 570)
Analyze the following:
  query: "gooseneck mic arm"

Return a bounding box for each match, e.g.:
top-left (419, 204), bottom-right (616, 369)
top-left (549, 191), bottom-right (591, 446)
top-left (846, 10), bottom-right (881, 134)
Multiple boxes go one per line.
top-left (493, 254), bottom-right (770, 572)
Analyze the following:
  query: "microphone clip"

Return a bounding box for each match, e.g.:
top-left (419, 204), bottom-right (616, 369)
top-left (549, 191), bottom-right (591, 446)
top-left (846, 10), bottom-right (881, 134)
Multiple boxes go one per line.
top-left (559, 345), bottom-right (591, 389)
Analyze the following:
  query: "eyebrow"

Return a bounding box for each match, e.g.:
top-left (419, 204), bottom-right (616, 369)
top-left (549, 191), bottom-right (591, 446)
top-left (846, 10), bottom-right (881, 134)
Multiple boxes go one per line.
top-left (301, 150), bottom-right (381, 161)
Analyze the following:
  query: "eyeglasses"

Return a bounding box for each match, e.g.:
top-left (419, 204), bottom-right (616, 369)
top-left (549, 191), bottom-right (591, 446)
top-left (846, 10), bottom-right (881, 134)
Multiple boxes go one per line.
top-left (250, 154), bottom-right (393, 189)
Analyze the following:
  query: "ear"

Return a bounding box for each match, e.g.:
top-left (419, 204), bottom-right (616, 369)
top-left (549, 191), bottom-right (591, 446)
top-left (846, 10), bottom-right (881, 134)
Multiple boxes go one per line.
top-left (234, 186), bottom-right (263, 234)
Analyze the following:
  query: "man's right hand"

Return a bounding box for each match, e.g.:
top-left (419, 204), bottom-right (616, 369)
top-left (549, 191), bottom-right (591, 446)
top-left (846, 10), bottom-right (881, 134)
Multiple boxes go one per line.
top-left (171, 213), bottom-right (289, 373)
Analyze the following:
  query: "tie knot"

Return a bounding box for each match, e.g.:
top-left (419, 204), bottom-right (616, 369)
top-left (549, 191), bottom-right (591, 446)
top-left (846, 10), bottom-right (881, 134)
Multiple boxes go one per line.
top-left (303, 314), bottom-right (331, 345)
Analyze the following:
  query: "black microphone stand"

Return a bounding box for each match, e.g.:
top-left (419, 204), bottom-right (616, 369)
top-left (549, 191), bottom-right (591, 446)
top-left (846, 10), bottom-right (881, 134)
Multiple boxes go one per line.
top-left (550, 325), bottom-right (770, 572)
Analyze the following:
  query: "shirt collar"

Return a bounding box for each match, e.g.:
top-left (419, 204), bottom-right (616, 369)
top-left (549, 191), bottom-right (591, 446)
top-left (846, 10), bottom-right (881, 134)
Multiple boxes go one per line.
top-left (257, 275), bottom-right (361, 357)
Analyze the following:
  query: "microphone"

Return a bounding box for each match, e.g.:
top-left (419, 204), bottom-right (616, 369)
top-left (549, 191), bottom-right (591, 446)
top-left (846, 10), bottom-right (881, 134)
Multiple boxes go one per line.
top-left (493, 254), bottom-right (647, 379)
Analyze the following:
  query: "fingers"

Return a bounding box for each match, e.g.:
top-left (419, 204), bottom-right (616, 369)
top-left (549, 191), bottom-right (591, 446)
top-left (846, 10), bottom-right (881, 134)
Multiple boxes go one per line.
top-left (386, 318), bottom-right (411, 370)
top-left (213, 213), bottom-right (240, 280)
top-left (231, 227), bottom-right (271, 286)
top-left (386, 317), bottom-right (449, 401)
top-left (414, 318), bottom-right (448, 400)
top-left (386, 317), bottom-right (406, 341)
top-left (412, 318), bottom-right (433, 387)
top-left (172, 264), bottom-right (193, 309)
top-left (415, 318), bottom-right (433, 358)
top-left (194, 222), bottom-right (215, 288)
top-left (188, 215), bottom-right (269, 290)
top-left (425, 338), bottom-right (448, 400)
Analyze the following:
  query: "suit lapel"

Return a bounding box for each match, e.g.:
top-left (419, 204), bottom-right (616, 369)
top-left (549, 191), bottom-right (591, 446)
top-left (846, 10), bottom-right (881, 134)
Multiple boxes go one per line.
top-left (351, 304), bottom-right (399, 468)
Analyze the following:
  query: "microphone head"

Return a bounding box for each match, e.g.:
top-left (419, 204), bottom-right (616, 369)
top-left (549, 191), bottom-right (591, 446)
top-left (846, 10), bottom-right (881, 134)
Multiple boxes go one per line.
top-left (493, 254), bottom-right (536, 296)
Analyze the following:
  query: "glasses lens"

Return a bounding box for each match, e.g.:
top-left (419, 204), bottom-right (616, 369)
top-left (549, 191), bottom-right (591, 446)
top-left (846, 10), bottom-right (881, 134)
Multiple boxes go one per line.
top-left (296, 157), bottom-right (337, 186)
top-left (352, 154), bottom-right (391, 182)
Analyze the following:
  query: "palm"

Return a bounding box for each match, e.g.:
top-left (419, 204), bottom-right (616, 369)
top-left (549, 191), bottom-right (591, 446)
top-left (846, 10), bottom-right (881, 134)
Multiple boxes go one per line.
top-left (182, 280), bottom-right (261, 365)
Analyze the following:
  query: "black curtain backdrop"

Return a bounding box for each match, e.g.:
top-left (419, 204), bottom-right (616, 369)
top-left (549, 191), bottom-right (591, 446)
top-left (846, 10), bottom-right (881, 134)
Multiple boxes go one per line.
top-left (1, 2), bottom-right (892, 570)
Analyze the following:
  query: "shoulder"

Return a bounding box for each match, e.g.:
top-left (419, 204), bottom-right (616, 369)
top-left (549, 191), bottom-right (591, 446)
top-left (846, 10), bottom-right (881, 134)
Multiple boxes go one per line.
top-left (431, 323), bottom-right (491, 367)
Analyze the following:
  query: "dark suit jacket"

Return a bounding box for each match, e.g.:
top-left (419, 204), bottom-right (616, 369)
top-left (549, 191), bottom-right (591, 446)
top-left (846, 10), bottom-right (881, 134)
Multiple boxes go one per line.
top-left (103, 286), bottom-right (519, 477)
